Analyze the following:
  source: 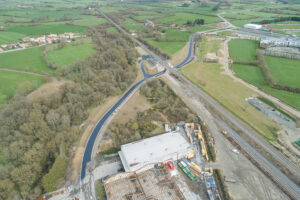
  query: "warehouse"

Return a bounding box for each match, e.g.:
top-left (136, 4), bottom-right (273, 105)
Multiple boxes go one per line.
top-left (118, 131), bottom-right (193, 172)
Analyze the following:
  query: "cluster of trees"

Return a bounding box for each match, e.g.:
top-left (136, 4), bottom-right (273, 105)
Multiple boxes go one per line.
top-left (186, 18), bottom-right (205, 26)
top-left (0, 27), bottom-right (138, 199)
top-left (104, 79), bottom-right (199, 149)
top-left (140, 79), bottom-right (198, 122)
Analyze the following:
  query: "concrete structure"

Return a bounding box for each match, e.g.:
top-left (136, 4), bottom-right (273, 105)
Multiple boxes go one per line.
top-left (104, 163), bottom-right (184, 200)
top-left (119, 131), bottom-right (193, 172)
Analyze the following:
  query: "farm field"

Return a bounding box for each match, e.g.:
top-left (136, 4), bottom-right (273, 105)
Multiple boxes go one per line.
top-left (46, 39), bottom-right (94, 68)
top-left (229, 38), bottom-right (300, 110)
top-left (265, 56), bottom-right (300, 89)
top-left (0, 47), bottom-right (52, 74)
top-left (147, 38), bottom-right (186, 55)
top-left (7, 23), bottom-right (86, 36)
top-left (155, 13), bottom-right (220, 25)
top-left (180, 37), bottom-right (279, 140)
top-left (229, 39), bottom-right (257, 62)
top-left (0, 31), bottom-right (26, 44)
top-left (269, 24), bottom-right (300, 29)
top-left (0, 70), bottom-right (45, 105)
top-left (232, 64), bottom-right (300, 110)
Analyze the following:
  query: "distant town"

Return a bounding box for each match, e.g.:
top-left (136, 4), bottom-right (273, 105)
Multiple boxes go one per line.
top-left (0, 32), bottom-right (85, 52)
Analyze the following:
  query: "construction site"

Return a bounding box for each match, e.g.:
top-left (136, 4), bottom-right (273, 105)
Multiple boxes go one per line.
top-left (103, 122), bottom-right (222, 200)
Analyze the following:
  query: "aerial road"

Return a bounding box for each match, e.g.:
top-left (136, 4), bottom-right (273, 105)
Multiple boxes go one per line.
top-left (78, 9), bottom-right (300, 200)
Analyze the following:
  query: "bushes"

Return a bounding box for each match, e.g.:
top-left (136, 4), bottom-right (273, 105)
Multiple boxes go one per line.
top-left (199, 121), bottom-right (216, 162)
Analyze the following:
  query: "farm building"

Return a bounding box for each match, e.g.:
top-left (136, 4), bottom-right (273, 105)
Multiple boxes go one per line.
top-left (244, 24), bottom-right (262, 30)
top-left (118, 131), bottom-right (193, 172)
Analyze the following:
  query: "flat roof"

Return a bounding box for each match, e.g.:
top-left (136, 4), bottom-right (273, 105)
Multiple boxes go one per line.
top-left (119, 131), bottom-right (192, 171)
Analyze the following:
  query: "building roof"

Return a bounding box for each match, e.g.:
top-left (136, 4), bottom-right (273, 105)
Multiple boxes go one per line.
top-left (119, 131), bottom-right (192, 171)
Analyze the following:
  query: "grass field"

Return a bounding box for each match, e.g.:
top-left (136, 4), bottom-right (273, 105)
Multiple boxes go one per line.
top-left (46, 40), bottom-right (94, 68)
top-left (0, 70), bottom-right (45, 105)
top-left (265, 56), bottom-right (300, 89)
top-left (180, 37), bottom-right (279, 140)
top-left (73, 16), bottom-right (107, 27)
top-left (269, 24), bottom-right (300, 29)
top-left (147, 38), bottom-right (186, 55)
top-left (0, 31), bottom-right (26, 44)
top-left (155, 13), bottom-right (220, 25)
top-left (0, 47), bottom-right (52, 74)
top-left (232, 64), bottom-right (300, 110)
top-left (229, 39), bottom-right (258, 62)
top-left (7, 23), bottom-right (86, 36)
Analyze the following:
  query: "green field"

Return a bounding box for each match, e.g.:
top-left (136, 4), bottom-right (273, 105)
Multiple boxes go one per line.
top-left (7, 23), bottom-right (86, 36)
top-left (0, 31), bottom-right (26, 44)
top-left (232, 64), bottom-right (300, 110)
top-left (265, 56), bottom-right (300, 89)
top-left (147, 38), bottom-right (186, 55)
top-left (0, 70), bottom-right (45, 105)
top-left (46, 40), bottom-right (94, 68)
top-left (0, 47), bottom-right (52, 74)
top-left (180, 40), bottom-right (279, 140)
top-left (73, 16), bottom-right (107, 27)
top-left (269, 24), bottom-right (300, 29)
top-left (155, 13), bottom-right (220, 25)
top-left (229, 39), bottom-right (258, 62)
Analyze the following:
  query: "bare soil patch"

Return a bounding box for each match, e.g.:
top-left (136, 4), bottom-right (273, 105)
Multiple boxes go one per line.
top-left (27, 78), bottom-right (69, 101)
top-left (110, 91), bottom-right (151, 124)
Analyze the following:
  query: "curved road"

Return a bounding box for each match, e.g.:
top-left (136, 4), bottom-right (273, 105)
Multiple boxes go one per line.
top-left (80, 59), bottom-right (167, 180)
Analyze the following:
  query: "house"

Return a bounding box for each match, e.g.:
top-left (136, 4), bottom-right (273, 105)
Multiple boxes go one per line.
top-left (1, 44), bottom-right (7, 48)
top-left (64, 32), bottom-right (74, 39)
top-left (48, 33), bottom-right (58, 38)
top-left (145, 20), bottom-right (155, 28)
top-left (46, 38), bottom-right (52, 44)
top-left (0, 47), bottom-right (3, 52)
top-left (19, 43), bottom-right (30, 48)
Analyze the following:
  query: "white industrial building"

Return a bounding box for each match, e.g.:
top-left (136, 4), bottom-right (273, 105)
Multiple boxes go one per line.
top-left (244, 24), bottom-right (262, 30)
top-left (118, 131), bottom-right (193, 172)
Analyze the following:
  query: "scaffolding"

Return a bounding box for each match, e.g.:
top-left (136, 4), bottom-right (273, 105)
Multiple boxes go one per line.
top-left (104, 162), bottom-right (185, 200)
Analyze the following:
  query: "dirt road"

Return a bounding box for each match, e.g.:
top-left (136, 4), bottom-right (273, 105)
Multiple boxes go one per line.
top-left (220, 38), bottom-right (300, 119)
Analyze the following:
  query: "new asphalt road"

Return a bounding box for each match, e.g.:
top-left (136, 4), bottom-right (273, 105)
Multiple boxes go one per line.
top-left (80, 58), bottom-right (167, 180)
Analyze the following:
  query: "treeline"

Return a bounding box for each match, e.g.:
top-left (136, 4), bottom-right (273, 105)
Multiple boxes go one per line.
top-left (257, 51), bottom-right (300, 94)
top-left (104, 79), bottom-right (199, 149)
top-left (199, 120), bottom-right (216, 162)
top-left (213, 169), bottom-right (232, 200)
top-left (0, 27), bottom-right (138, 199)
top-left (186, 18), bottom-right (205, 26)
top-left (255, 16), bottom-right (300, 25)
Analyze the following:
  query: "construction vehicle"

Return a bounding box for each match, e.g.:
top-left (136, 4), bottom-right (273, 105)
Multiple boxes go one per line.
top-left (167, 161), bottom-right (175, 170)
